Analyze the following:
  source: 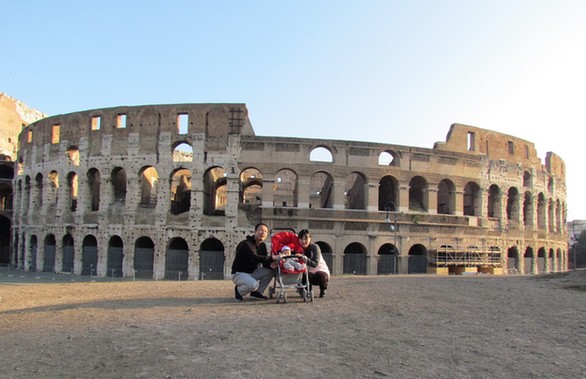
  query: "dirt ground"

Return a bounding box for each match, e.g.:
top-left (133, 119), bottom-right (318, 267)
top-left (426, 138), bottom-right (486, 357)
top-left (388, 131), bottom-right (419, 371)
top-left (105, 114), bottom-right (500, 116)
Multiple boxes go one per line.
top-left (1, 268), bottom-right (585, 379)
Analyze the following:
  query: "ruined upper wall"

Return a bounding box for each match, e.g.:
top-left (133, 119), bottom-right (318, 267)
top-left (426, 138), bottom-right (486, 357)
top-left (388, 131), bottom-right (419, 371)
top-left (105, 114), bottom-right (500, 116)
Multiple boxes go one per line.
top-left (0, 92), bottom-right (46, 160)
top-left (19, 103), bottom-right (253, 157)
top-left (434, 123), bottom-right (564, 178)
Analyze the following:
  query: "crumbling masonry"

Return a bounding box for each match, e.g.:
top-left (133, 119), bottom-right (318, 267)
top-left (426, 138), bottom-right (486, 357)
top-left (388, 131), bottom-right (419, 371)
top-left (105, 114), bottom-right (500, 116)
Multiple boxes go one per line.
top-left (12, 103), bottom-right (568, 278)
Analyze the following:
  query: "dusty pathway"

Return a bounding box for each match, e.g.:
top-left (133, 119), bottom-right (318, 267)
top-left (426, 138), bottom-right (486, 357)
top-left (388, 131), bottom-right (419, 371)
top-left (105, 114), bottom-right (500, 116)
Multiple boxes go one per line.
top-left (1, 268), bottom-right (585, 378)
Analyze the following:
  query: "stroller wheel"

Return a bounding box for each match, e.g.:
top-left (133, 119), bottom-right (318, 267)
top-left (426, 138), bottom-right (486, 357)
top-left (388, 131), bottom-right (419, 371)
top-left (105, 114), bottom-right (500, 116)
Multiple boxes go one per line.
top-left (268, 287), bottom-right (274, 299)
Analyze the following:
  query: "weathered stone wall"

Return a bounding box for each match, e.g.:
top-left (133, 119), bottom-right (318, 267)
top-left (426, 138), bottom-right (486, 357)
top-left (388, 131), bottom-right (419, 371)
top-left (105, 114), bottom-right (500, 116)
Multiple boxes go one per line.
top-left (12, 104), bottom-right (568, 278)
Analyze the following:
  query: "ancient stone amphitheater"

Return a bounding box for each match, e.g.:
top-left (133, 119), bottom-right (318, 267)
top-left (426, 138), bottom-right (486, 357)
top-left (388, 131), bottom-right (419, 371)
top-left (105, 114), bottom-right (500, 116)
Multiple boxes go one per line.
top-left (11, 103), bottom-right (568, 279)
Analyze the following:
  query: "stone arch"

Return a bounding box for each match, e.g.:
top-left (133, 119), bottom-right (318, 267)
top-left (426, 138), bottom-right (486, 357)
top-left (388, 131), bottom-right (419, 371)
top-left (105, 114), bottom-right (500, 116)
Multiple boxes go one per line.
top-left (29, 234), bottom-right (38, 272)
top-left (523, 191), bottom-right (533, 226)
top-left (172, 141), bottom-right (193, 162)
top-left (81, 235), bottom-right (98, 276)
top-left (523, 171), bottom-right (532, 187)
top-left (377, 243), bottom-right (398, 274)
top-left (345, 171), bottom-right (367, 210)
top-left (107, 236), bottom-right (124, 277)
top-left (437, 179), bottom-right (456, 215)
top-left (310, 171), bottom-right (334, 209)
top-left (537, 193), bottom-right (546, 229)
top-left (166, 237), bottom-right (189, 280)
top-left (343, 242), bottom-right (367, 274)
top-left (463, 181), bottom-right (480, 216)
top-left (408, 244), bottom-right (427, 274)
top-left (378, 150), bottom-right (400, 166)
top-left (111, 167), bottom-right (127, 203)
top-left (199, 238), bottom-right (225, 280)
top-left (274, 168), bottom-right (298, 207)
top-left (0, 179), bottom-right (13, 211)
top-left (378, 175), bottom-right (399, 211)
top-left (0, 216), bottom-right (11, 265)
top-left (170, 168), bottom-right (192, 215)
top-left (240, 167), bottom-right (263, 205)
top-left (43, 234), bottom-right (56, 272)
top-left (309, 146), bottom-right (333, 163)
top-left (87, 168), bottom-right (101, 211)
top-left (487, 184), bottom-right (501, 218)
top-left (62, 234), bottom-right (74, 273)
top-left (409, 176), bottom-right (428, 212)
top-left (66, 171), bottom-right (78, 212)
top-left (523, 247), bottom-right (534, 274)
top-left (506, 187), bottom-right (520, 221)
top-left (48, 171), bottom-right (59, 206)
top-left (34, 172), bottom-right (43, 208)
top-left (139, 166), bottom-right (158, 207)
top-left (203, 166), bottom-right (226, 215)
top-left (134, 236), bottom-right (155, 279)
top-left (507, 246), bottom-right (520, 273)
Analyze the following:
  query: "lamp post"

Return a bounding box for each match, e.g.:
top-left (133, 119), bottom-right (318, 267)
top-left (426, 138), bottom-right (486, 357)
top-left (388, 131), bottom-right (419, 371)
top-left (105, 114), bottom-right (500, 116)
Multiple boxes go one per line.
top-left (384, 201), bottom-right (398, 274)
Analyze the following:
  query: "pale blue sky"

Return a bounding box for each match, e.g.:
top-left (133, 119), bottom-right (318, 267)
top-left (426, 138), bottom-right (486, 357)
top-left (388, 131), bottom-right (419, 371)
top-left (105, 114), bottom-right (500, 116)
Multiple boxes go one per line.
top-left (2, 1), bottom-right (585, 219)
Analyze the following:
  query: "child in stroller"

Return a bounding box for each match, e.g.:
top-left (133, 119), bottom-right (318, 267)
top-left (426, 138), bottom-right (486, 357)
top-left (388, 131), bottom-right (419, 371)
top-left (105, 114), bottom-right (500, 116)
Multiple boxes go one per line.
top-left (268, 230), bottom-right (313, 303)
top-left (280, 245), bottom-right (306, 271)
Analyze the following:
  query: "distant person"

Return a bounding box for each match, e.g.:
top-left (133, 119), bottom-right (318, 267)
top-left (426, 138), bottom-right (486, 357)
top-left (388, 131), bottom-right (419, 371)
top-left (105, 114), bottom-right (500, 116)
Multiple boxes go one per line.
top-left (231, 223), bottom-right (281, 301)
top-left (298, 229), bottom-right (330, 297)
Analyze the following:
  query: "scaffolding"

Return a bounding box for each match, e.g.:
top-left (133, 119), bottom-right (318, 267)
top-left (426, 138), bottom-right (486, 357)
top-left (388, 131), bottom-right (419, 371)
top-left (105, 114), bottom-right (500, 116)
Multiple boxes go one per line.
top-left (428, 246), bottom-right (502, 268)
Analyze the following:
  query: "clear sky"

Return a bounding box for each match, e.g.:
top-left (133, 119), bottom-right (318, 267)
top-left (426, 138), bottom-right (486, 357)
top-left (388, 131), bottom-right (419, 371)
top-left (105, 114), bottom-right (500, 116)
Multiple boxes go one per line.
top-left (2, 1), bottom-right (585, 220)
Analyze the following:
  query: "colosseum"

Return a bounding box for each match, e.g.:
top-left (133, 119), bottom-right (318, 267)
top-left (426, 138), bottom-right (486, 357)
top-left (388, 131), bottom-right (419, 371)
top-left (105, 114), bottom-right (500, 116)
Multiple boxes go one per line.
top-left (11, 103), bottom-right (568, 279)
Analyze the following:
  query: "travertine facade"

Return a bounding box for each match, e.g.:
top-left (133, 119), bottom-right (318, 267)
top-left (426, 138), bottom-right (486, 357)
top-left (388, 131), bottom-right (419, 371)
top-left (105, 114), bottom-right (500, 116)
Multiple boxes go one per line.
top-left (12, 103), bottom-right (568, 278)
top-left (0, 93), bottom-right (46, 265)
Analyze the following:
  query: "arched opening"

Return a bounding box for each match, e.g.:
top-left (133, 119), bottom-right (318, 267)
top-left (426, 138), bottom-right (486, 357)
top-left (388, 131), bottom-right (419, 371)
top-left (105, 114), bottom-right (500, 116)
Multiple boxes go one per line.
top-left (62, 234), bottom-right (75, 273)
top-left (463, 181), bottom-right (480, 216)
top-left (165, 237), bottom-right (189, 280)
top-left (240, 168), bottom-right (263, 205)
top-left (345, 172), bottom-right (366, 210)
top-left (200, 238), bottom-right (225, 280)
top-left (203, 167), bottom-right (226, 215)
top-left (310, 171), bottom-right (334, 209)
top-left (111, 167), bottom-right (127, 204)
top-left (437, 179), bottom-right (455, 215)
top-left (107, 236), bottom-right (124, 277)
top-left (343, 242), bottom-right (367, 275)
top-left (170, 168), bottom-right (192, 215)
top-left (377, 243), bottom-right (398, 275)
top-left (87, 168), bottom-right (101, 211)
top-left (43, 234), bottom-right (56, 273)
top-left (409, 176), bottom-right (427, 212)
top-left (81, 235), bottom-right (98, 276)
top-left (309, 146), bottom-right (333, 162)
top-left (139, 166), bottom-right (158, 207)
top-left (274, 169), bottom-right (298, 207)
top-left (408, 244), bottom-right (427, 274)
top-left (134, 237), bottom-right (155, 279)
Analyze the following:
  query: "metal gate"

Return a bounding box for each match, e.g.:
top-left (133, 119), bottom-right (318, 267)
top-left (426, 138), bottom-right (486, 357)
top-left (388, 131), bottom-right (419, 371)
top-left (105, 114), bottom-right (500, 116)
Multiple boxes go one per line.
top-left (537, 257), bottom-right (545, 274)
top-left (322, 252), bottom-right (333, 274)
top-left (107, 246), bottom-right (124, 277)
top-left (507, 258), bottom-right (518, 273)
top-left (378, 254), bottom-right (397, 274)
top-left (343, 253), bottom-right (367, 275)
top-left (523, 258), bottom-right (533, 274)
top-left (62, 245), bottom-right (74, 273)
top-left (199, 250), bottom-right (224, 280)
top-left (408, 255), bottom-right (427, 274)
top-left (43, 245), bottom-right (55, 272)
top-left (30, 242), bottom-right (38, 272)
top-left (165, 249), bottom-right (189, 280)
top-left (81, 246), bottom-right (98, 276)
top-left (134, 247), bottom-right (154, 279)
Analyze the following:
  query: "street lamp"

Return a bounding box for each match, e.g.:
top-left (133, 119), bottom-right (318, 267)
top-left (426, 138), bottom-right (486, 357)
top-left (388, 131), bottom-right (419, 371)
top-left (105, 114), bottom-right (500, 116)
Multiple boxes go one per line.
top-left (384, 201), bottom-right (398, 274)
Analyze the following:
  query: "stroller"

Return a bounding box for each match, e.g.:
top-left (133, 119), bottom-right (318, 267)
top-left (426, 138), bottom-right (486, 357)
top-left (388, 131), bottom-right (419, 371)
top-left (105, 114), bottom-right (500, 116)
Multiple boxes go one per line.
top-left (268, 229), bottom-right (314, 303)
